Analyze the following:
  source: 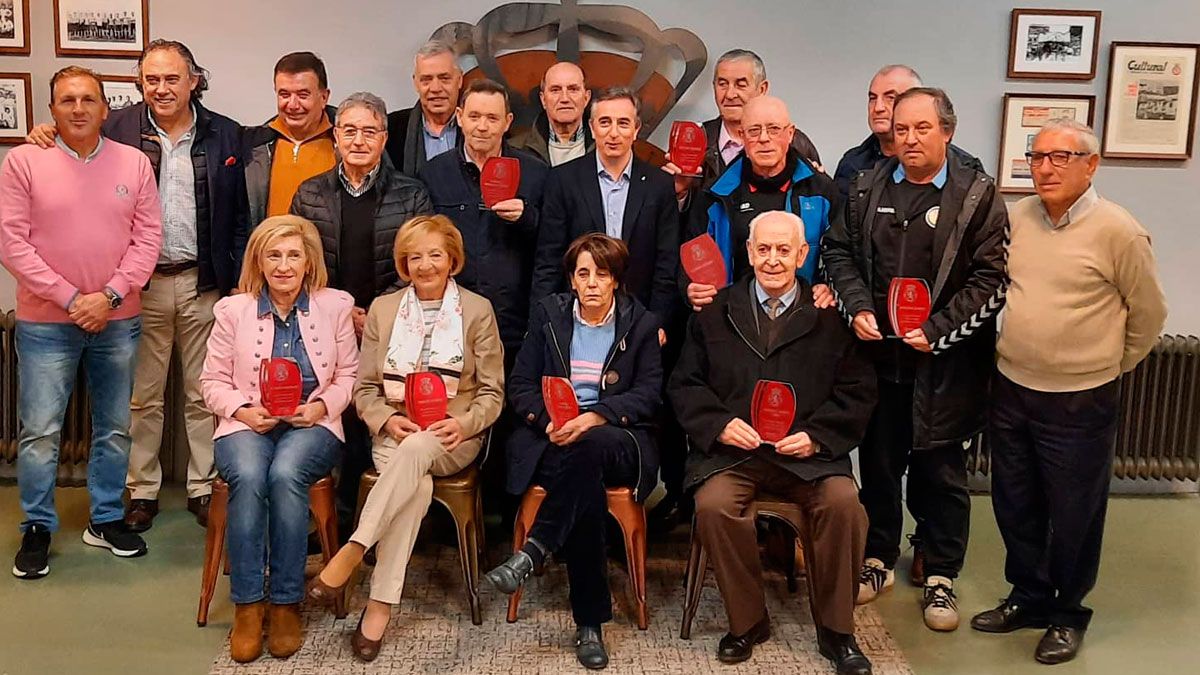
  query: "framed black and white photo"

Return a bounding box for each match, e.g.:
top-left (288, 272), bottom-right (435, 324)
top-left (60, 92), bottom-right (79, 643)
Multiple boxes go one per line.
top-left (1102, 42), bottom-right (1200, 160)
top-left (1007, 9), bottom-right (1101, 80)
top-left (101, 74), bottom-right (139, 111)
top-left (0, 0), bottom-right (30, 56)
top-left (997, 93), bottom-right (1095, 193)
top-left (53, 0), bottom-right (148, 58)
top-left (0, 72), bottom-right (32, 144)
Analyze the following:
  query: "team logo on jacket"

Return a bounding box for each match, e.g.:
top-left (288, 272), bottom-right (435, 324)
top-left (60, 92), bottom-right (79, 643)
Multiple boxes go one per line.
top-left (925, 206), bottom-right (939, 228)
top-left (115, 184), bottom-right (129, 198)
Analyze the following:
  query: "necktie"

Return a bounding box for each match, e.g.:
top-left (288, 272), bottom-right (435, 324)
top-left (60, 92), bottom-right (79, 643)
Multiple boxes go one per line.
top-left (765, 297), bottom-right (783, 320)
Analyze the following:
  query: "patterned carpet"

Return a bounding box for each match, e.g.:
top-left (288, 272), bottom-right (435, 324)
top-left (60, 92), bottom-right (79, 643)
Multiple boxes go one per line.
top-left (208, 531), bottom-right (913, 674)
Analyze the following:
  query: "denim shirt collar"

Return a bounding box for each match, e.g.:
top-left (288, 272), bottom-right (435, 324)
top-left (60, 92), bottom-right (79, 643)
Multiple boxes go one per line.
top-left (257, 288), bottom-right (311, 318)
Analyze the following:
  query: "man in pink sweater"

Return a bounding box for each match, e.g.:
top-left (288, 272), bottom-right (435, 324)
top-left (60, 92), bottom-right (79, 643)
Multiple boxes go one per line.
top-left (0, 66), bottom-right (162, 580)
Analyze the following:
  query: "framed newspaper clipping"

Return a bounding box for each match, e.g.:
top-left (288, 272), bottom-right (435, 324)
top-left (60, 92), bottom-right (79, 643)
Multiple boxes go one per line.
top-left (1102, 42), bottom-right (1200, 160)
top-left (998, 93), bottom-right (1095, 193)
top-left (1007, 9), bottom-right (1102, 80)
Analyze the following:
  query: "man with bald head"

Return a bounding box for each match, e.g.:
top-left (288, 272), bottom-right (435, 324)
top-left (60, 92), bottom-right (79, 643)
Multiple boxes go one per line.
top-left (685, 95), bottom-right (839, 311)
top-left (671, 210), bottom-right (875, 672)
top-left (511, 61), bottom-right (594, 166)
top-left (386, 40), bottom-right (464, 176)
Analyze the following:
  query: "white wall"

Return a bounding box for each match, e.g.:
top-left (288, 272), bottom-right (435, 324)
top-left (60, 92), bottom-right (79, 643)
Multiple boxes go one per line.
top-left (2, 0), bottom-right (1198, 333)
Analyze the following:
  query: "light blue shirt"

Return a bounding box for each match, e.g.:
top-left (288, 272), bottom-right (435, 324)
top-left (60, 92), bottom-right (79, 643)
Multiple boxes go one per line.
top-left (892, 160), bottom-right (948, 188)
top-left (422, 116), bottom-right (458, 162)
top-left (754, 279), bottom-right (799, 317)
top-left (596, 154), bottom-right (632, 239)
top-left (1038, 185), bottom-right (1099, 229)
top-left (148, 105), bottom-right (198, 264)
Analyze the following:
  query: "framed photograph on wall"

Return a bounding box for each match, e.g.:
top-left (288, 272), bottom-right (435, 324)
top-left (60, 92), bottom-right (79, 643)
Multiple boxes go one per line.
top-left (997, 93), bottom-right (1095, 193)
top-left (1102, 42), bottom-right (1200, 160)
top-left (0, 72), bottom-right (32, 145)
top-left (0, 0), bottom-right (31, 56)
top-left (53, 0), bottom-right (148, 58)
top-left (100, 74), bottom-right (139, 111)
top-left (1007, 9), bottom-right (1101, 80)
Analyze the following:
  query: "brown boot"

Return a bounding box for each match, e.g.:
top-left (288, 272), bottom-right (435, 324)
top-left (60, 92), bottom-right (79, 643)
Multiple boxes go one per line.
top-left (230, 601), bottom-right (266, 663)
top-left (267, 603), bottom-right (304, 658)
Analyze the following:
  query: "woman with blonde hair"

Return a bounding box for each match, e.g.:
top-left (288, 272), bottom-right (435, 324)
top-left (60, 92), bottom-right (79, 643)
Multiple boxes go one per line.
top-left (200, 215), bottom-right (360, 662)
top-left (307, 214), bottom-right (504, 661)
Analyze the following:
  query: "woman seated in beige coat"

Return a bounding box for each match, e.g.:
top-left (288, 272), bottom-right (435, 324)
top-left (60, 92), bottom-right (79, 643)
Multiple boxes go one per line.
top-left (306, 214), bottom-right (504, 661)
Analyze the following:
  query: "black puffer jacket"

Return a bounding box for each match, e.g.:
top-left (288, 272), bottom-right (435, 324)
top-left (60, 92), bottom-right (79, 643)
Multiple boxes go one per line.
top-left (289, 158), bottom-right (433, 299)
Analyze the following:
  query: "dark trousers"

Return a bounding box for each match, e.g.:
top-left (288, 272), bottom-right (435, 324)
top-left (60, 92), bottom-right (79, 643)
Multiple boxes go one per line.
top-left (693, 458), bottom-right (867, 635)
top-left (528, 425), bottom-right (638, 627)
top-left (859, 378), bottom-right (970, 578)
top-left (335, 410), bottom-right (372, 544)
top-left (988, 374), bottom-right (1119, 629)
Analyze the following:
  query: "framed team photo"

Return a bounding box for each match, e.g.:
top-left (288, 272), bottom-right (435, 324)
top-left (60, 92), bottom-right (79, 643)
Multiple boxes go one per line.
top-left (997, 93), bottom-right (1095, 193)
top-left (53, 0), bottom-right (148, 58)
top-left (0, 72), bottom-right (33, 145)
top-left (1007, 9), bottom-right (1101, 80)
top-left (0, 0), bottom-right (31, 56)
top-left (1102, 42), bottom-right (1200, 160)
top-left (101, 74), bottom-right (140, 111)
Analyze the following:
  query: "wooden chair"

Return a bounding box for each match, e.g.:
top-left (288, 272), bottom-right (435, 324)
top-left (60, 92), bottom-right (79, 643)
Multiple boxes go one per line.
top-left (507, 485), bottom-right (649, 630)
top-left (679, 498), bottom-right (806, 639)
top-left (196, 475), bottom-right (343, 626)
top-left (354, 463), bottom-right (486, 625)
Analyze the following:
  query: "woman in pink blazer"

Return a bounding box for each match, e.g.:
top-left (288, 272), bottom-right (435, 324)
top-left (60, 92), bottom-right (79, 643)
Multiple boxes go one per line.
top-left (200, 215), bottom-right (359, 663)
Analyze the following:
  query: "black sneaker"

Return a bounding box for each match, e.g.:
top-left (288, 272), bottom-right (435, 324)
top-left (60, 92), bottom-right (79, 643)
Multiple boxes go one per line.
top-left (13, 524), bottom-right (51, 579)
top-left (82, 520), bottom-right (148, 558)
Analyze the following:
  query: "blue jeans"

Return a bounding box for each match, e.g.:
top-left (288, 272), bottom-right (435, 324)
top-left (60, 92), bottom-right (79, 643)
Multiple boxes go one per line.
top-left (16, 318), bottom-right (142, 533)
top-left (214, 425), bottom-right (341, 604)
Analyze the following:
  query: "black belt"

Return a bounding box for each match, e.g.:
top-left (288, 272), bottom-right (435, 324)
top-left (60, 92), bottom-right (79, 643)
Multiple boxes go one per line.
top-left (155, 261), bottom-right (198, 276)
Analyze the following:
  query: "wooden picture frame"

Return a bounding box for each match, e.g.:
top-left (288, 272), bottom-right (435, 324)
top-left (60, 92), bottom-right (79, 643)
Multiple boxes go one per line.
top-left (53, 0), bottom-right (149, 59)
top-left (997, 93), bottom-right (1096, 193)
top-left (100, 74), bottom-right (139, 111)
top-left (0, 0), bottom-right (31, 56)
top-left (1007, 8), bottom-right (1101, 80)
top-left (1102, 41), bottom-right (1200, 160)
top-left (0, 71), bottom-right (33, 145)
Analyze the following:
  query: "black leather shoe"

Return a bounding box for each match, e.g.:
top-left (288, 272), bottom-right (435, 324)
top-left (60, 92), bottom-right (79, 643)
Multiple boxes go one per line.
top-left (816, 627), bottom-right (873, 675)
top-left (574, 625), bottom-right (608, 670)
top-left (717, 615), bottom-right (771, 664)
top-left (484, 551), bottom-right (534, 594)
top-left (1035, 625), bottom-right (1084, 664)
top-left (123, 499), bottom-right (158, 533)
top-left (187, 495), bottom-right (211, 528)
top-left (970, 599), bottom-right (1050, 634)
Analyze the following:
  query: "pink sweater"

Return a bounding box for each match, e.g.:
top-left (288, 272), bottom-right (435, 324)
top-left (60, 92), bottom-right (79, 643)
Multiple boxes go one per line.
top-left (0, 141), bottom-right (162, 322)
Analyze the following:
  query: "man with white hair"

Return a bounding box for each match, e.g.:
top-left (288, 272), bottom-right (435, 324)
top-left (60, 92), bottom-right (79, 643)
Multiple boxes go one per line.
top-left (386, 40), bottom-right (464, 176)
top-left (670, 210), bottom-right (876, 673)
top-left (971, 118), bottom-right (1166, 664)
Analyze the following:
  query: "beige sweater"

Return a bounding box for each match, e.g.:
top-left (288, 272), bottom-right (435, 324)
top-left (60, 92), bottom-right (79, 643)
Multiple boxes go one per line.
top-left (998, 193), bottom-right (1167, 392)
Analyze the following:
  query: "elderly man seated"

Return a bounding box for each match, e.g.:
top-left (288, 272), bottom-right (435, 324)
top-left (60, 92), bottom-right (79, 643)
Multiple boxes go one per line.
top-left (668, 210), bottom-right (877, 674)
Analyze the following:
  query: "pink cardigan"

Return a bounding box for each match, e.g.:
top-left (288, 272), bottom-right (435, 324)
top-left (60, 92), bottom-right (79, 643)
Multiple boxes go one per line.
top-left (201, 287), bottom-right (360, 441)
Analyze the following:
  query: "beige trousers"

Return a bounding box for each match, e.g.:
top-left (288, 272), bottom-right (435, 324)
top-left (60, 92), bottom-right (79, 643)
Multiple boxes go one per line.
top-left (126, 268), bottom-right (219, 499)
top-left (352, 430), bottom-right (480, 604)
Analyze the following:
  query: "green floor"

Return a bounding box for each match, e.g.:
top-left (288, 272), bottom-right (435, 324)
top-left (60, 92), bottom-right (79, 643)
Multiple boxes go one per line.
top-left (0, 486), bottom-right (1196, 675)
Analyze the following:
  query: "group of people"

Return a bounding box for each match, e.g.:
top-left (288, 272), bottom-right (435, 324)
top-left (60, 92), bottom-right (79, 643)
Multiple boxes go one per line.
top-left (0, 36), bottom-right (1168, 674)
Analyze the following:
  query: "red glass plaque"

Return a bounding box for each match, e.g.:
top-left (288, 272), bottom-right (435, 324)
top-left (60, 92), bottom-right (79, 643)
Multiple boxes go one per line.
top-left (887, 277), bottom-right (932, 336)
top-left (405, 372), bottom-right (448, 430)
top-left (680, 234), bottom-right (728, 289)
top-left (260, 358), bottom-right (303, 418)
top-left (669, 121), bottom-right (707, 177)
top-left (542, 376), bottom-right (580, 430)
top-left (481, 156), bottom-right (521, 207)
top-left (751, 380), bottom-right (797, 444)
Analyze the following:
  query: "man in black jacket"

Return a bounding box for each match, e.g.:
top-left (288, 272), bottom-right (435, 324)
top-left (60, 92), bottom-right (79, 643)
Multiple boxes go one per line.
top-left (670, 211), bottom-right (876, 674)
top-left (822, 88), bottom-right (1009, 633)
top-left (509, 61), bottom-right (594, 166)
top-left (385, 40), bottom-right (464, 177)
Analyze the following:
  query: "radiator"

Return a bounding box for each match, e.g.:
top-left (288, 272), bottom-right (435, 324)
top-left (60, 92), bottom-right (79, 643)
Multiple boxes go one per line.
top-left (968, 335), bottom-right (1200, 486)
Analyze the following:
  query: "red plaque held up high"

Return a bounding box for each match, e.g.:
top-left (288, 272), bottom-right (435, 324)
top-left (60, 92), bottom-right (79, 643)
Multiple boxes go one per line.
top-left (542, 376), bottom-right (580, 430)
top-left (669, 121), bottom-right (707, 177)
top-left (751, 379), bottom-right (797, 444)
top-left (680, 234), bottom-right (728, 289)
top-left (405, 372), bottom-right (449, 430)
top-left (481, 156), bottom-right (521, 208)
top-left (260, 357), bottom-right (303, 418)
top-left (887, 277), bottom-right (932, 336)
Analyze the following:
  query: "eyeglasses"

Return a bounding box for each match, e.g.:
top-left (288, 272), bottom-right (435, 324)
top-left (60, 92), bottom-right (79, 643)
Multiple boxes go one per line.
top-left (336, 125), bottom-right (383, 142)
top-left (1024, 150), bottom-right (1089, 168)
top-left (741, 124), bottom-right (791, 140)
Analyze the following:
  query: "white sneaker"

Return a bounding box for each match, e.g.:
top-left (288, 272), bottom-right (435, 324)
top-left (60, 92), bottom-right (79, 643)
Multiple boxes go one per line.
top-left (922, 575), bottom-right (960, 631)
top-left (855, 558), bottom-right (894, 605)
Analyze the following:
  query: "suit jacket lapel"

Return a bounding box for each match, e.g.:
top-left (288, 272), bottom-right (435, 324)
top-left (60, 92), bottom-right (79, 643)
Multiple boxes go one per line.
top-left (620, 162), bottom-right (647, 241)
top-left (580, 155), bottom-right (607, 232)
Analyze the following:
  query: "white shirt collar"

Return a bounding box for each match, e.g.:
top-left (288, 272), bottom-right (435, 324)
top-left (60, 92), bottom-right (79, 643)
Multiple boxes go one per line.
top-left (1039, 185), bottom-right (1100, 229)
top-left (572, 298), bottom-right (617, 327)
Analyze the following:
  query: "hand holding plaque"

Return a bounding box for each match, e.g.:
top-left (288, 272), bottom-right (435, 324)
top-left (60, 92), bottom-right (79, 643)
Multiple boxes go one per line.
top-left (405, 372), bottom-right (449, 430)
top-left (751, 379), bottom-right (797, 444)
top-left (680, 234), bottom-right (728, 289)
top-left (542, 376), bottom-right (580, 431)
top-left (260, 357), bottom-right (303, 418)
top-left (481, 156), bottom-right (521, 208)
top-left (669, 121), bottom-right (707, 177)
top-left (887, 277), bottom-right (932, 337)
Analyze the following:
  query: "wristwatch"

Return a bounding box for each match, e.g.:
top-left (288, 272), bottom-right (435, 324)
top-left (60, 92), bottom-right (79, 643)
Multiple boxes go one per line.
top-left (103, 288), bottom-right (122, 310)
